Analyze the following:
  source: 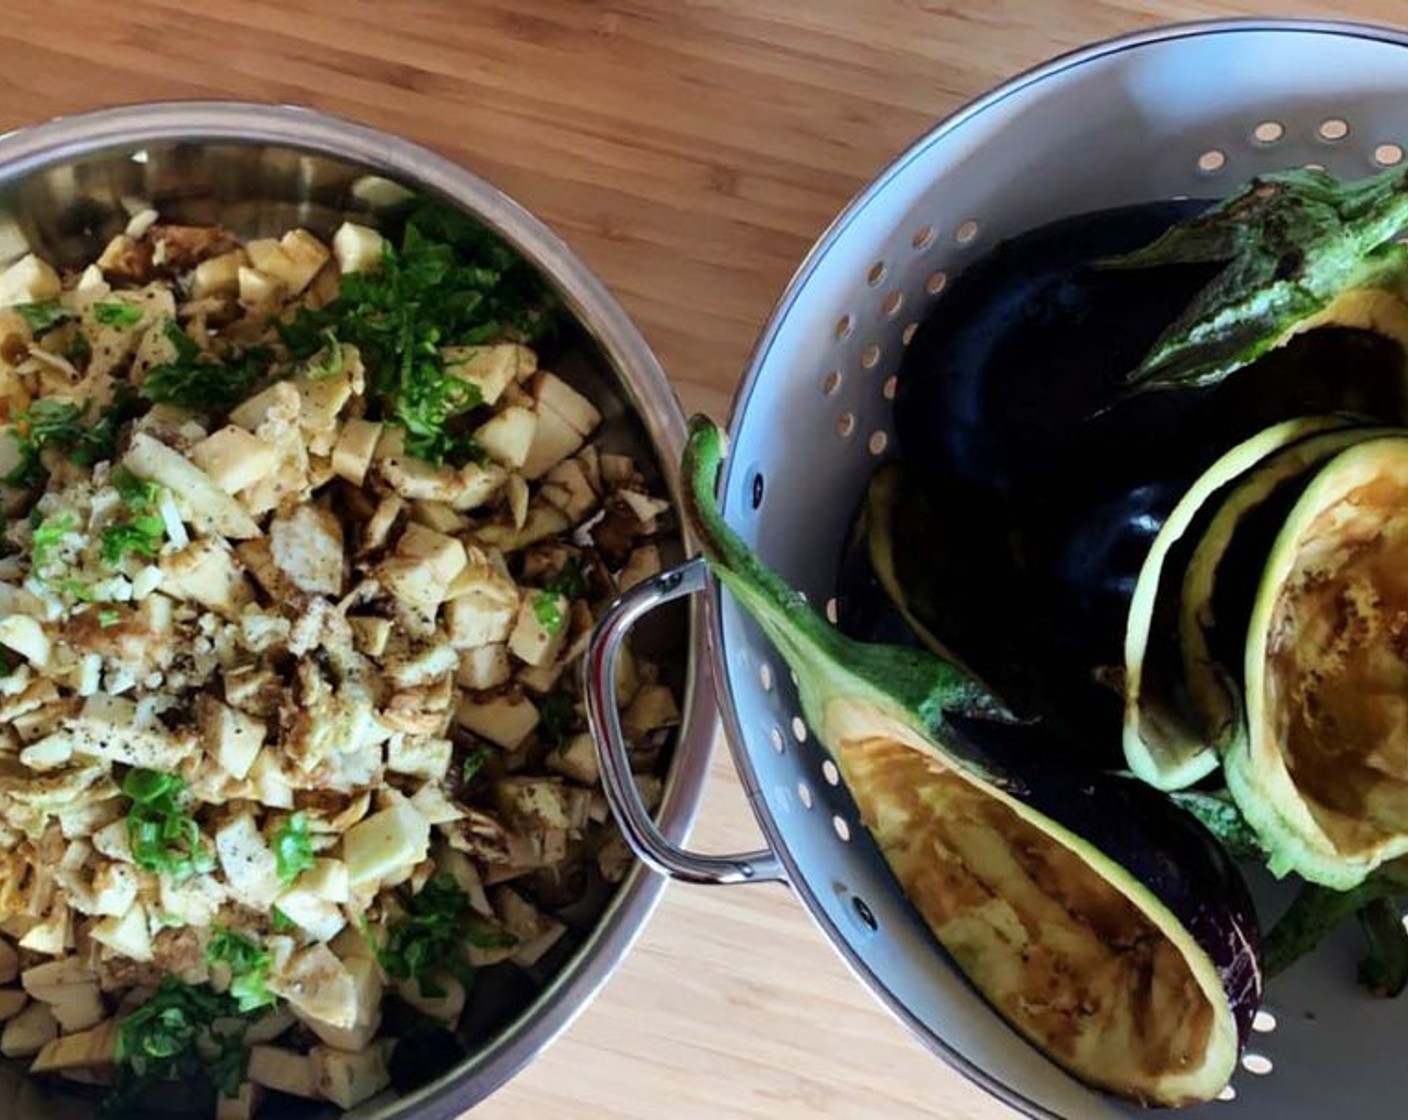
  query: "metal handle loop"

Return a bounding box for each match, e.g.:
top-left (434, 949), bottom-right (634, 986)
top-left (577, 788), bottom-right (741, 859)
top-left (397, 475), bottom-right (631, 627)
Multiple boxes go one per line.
top-left (586, 556), bottom-right (785, 886)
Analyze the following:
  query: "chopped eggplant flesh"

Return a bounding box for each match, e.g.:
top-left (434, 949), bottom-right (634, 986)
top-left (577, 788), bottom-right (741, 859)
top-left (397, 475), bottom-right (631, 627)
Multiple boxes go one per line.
top-left (0, 209), bottom-right (681, 1117)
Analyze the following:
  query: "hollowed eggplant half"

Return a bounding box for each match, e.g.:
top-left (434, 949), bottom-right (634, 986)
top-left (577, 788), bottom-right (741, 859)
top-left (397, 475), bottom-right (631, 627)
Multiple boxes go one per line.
top-left (1227, 435), bottom-right (1408, 888)
top-left (1122, 416), bottom-right (1353, 789)
top-left (1179, 424), bottom-right (1398, 765)
top-left (686, 417), bottom-right (1262, 1107)
top-left (893, 196), bottom-right (1408, 761)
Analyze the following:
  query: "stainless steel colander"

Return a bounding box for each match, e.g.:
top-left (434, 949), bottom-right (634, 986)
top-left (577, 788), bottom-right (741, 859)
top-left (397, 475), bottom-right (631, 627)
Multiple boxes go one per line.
top-left (587, 19), bottom-right (1408, 1120)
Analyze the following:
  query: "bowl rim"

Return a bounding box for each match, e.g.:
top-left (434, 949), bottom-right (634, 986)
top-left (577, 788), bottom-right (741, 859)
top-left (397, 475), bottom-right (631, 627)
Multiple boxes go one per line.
top-left (0, 99), bottom-right (718, 1120)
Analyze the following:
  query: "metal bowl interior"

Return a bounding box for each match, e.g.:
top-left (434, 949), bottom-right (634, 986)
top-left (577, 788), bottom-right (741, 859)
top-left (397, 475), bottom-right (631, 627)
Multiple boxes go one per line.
top-left (708, 18), bottom-right (1408, 1120)
top-left (0, 102), bottom-right (715, 1120)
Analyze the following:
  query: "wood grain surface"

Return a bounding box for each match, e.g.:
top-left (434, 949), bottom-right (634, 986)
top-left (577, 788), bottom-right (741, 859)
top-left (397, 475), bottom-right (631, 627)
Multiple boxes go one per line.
top-left (0, 2), bottom-right (1404, 1117)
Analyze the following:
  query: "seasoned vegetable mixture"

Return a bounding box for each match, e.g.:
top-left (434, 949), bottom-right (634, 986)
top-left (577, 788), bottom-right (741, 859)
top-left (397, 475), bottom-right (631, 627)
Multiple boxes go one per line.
top-left (0, 204), bottom-right (680, 1117)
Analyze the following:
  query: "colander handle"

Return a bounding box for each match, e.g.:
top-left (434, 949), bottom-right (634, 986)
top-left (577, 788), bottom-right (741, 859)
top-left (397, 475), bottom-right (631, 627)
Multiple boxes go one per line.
top-left (586, 557), bottom-right (786, 886)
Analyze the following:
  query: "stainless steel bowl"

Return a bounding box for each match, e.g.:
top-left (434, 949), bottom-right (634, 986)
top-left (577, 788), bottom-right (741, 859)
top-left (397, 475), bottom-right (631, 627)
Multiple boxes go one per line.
top-left (0, 100), bottom-right (716, 1120)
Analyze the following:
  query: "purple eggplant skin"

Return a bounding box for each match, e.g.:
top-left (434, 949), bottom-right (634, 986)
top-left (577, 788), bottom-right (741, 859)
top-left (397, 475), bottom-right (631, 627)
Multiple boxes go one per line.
top-left (890, 200), bottom-right (1408, 757)
top-left (945, 712), bottom-right (1265, 1050)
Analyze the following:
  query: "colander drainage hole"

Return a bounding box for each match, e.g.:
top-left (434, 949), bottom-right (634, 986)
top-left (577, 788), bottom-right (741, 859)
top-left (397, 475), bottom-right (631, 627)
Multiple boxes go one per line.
top-left (758, 663), bottom-right (773, 692)
top-left (882, 290), bottom-right (904, 318)
top-left (852, 895), bottom-right (879, 931)
top-left (911, 224), bottom-right (935, 251)
top-left (822, 759), bottom-right (841, 786)
top-left (883, 375), bottom-right (898, 400)
top-left (822, 369), bottom-right (842, 396)
top-left (1241, 1053), bottom-right (1273, 1076)
top-left (1319, 117), bottom-right (1350, 142)
top-left (1197, 149), bottom-right (1226, 174)
top-left (860, 342), bottom-right (882, 370)
top-left (824, 597), bottom-right (839, 624)
top-left (955, 219), bottom-right (980, 245)
top-left (791, 716), bottom-right (808, 743)
top-left (835, 314), bottom-right (854, 341)
top-left (770, 726), bottom-right (785, 753)
top-left (1217, 1085), bottom-right (1237, 1102)
top-left (796, 781), bottom-right (814, 810)
top-left (1252, 1009), bottom-right (1277, 1034)
top-left (836, 412), bottom-right (856, 440)
top-left (750, 472), bottom-right (765, 510)
top-left (832, 814), bottom-right (852, 842)
top-left (901, 323), bottom-right (919, 346)
top-left (867, 430), bottom-right (888, 456)
top-left (924, 271), bottom-right (947, 297)
top-left (867, 260), bottom-right (887, 286)
top-left (1253, 120), bottom-right (1284, 144)
top-left (1376, 143), bottom-right (1405, 167)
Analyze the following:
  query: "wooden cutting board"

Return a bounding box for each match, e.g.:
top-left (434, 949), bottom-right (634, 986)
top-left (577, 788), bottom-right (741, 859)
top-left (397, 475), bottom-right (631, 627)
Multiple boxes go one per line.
top-left (1, 2), bottom-right (1403, 1116)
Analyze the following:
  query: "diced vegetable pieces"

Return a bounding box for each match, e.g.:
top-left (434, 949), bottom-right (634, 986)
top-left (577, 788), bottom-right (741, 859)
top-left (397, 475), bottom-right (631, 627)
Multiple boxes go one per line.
top-left (216, 1083), bottom-right (264, 1120)
top-left (124, 432), bottom-right (261, 539)
top-left (387, 736), bottom-right (453, 782)
top-left (270, 504), bottom-right (345, 596)
top-left (160, 539), bottom-right (254, 618)
top-left (312, 1039), bottom-right (393, 1109)
top-left (91, 904), bottom-right (153, 963)
top-left (190, 426), bottom-right (280, 494)
top-left (1, 1000), bottom-right (57, 1058)
top-left (292, 954), bottom-right (381, 1052)
top-left (521, 404), bottom-right (586, 481)
top-left (215, 812), bottom-right (282, 911)
top-left (191, 248), bottom-right (249, 300)
top-left (0, 990), bottom-right (27, 1023)
top-left (343, 801), bottom-right (432, 888)
top-left (199, 696), bottom-right (265, 780)
top-left (332, 222), bottom-right (384, 275)
top-left (443, 344), bottom-right (536, 408)
top-left (445, 563), bottom-right (520, 649)
top-left (0, 938), bottom-right (17, 985)
top-left (457, 643), bottom-right (512, 691)
top-left (508, 592), bottom-right (569, 668)
top-left (30, 1017), bottom-right (117, 1073)
top-left (548, 732), bottom-right (600, 785)
top-left (533, 372), bottom-right (602, 436)
top-left (0, 254), bottom-right (61, 307)
top-left (0, 616), bottom-right (49, 669)
top-left (475, 406), bottom-right (538, 470)
top-left (455, 692), bottom-right (540, 750)
top-left (248, 1045), bottom-right (320, 1099)
top-left (332, 419), bottom-right (383, 486)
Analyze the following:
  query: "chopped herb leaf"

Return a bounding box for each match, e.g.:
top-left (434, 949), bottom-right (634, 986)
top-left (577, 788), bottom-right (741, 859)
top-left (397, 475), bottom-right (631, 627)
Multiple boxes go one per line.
top-left (69, 332), bottom-right (91, 362)
top-left (103, 975), bottom-right (248, 1118)
top-left (532, 590), bottom-right (565, 634)
top-left (93, 300), bottom-right (145, 328)
top-left (374, 874), bottom-right (514, 997)
top-left (30, 510), bottom-right (77, 576)
top-left (280, 205), bottom-right (555, 464)
top-left (272, 811), bottom-right (316, 885)
top-left (544, 557), bottom-right (587, 601)
top-left (205, 928), bottom-right (278, 1013)
top-left (301, 327), bottom-right (344, 378)
top-left (140, 319), bottom-right (270, 410)
top-left (101, 468), bottom-right (165, 567)
top-left (98, 608), bottom-right (121, 627)
top-left (6, 389), bottom-right (139, 486)
top-left (271, 906), bottom-right (295, 934)
top-left (122, 768), bottom-right (212, 881)
top-left (461, 746), bottom-right (489, 784)
top-left (14, 298), bottom-right (70, 334)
